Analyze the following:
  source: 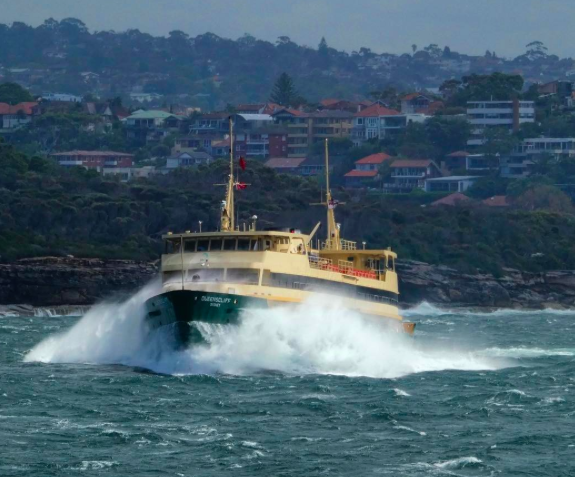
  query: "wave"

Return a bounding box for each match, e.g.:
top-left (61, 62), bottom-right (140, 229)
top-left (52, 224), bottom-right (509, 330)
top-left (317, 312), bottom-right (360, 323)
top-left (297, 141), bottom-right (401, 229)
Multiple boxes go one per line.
top-left (25, 287), bottom-right (509, 379)
top-left (479, 347), bottom-right (575, 358)
top-left (403, 301), bottom-right (575, 318)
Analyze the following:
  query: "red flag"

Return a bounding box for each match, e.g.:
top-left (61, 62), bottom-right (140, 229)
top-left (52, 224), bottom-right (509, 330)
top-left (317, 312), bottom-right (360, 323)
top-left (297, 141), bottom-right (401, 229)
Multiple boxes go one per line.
top-left (239, 156), bottom-right (246, 171)
top-left (235, 182), bottom-right (248, 190)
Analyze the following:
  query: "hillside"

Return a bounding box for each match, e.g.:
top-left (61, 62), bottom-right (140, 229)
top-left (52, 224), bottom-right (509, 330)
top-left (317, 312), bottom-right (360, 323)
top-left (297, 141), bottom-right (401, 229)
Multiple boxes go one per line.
top-left (1, 19), bottom-right (574, 108)
top-left (2, 140), bottom-right (575, 274)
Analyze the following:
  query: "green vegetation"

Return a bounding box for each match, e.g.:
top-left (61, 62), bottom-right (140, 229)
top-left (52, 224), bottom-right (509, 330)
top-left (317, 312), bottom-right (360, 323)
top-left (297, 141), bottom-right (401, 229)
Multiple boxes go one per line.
top-left (2, 139), bottom-right (575, 274)
top-left (0, 82), bottom-right (34, 104)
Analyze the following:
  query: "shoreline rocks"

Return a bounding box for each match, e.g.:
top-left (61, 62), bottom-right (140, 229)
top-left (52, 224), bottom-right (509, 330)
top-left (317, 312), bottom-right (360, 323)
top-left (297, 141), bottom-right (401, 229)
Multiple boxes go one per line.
top-left (1, 257), bottom-right (575, 312)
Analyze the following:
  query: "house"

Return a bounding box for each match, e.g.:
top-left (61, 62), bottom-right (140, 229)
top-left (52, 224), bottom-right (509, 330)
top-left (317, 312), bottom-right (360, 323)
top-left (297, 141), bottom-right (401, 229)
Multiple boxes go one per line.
top-left (444, 151), bottom-right (495, 173)
top-left (467, 100), bottom-right (535, 146)
top-left (352, 103), bottom-right (427, 146)
top-left (264, 157), bottom-right (306, 174)
top-left (319, 99), bottom-right (371, 113)
top-left (298, 156), bottom-right (326, 176)
top-left (344, 153), bottom-right (393, 187)
top-left (129, 92), bottom-right (163, 103)
top-left (430, 192), bottom-right (474, 207)
top-left (235, 103), bottom-right (282, 115)
top-left (537, 81), bottom-right (573, 98)
top-left (386, 159), bottom-right (442, 192)
top-left (189, 112), bottom-right (230, 136)
top-left (51, 150), bottom-right (134, 172)
top-left (401, 93), bottom-right (444, 115)
top-left (424, 176), bottom-right (480, 193)
top-left (124, 110), bottom-right (184, 145)
top-left (165, 152), bottom-right (213, 169)
top-left (0, 102), bottom-right (39, 131)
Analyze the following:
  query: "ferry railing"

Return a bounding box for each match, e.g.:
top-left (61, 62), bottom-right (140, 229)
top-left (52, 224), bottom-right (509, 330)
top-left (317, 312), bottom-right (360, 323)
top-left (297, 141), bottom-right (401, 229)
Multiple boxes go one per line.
top-left (308, 255), bottom-right (377, 280)
top-left (320, 239), bottom-right (357, 251)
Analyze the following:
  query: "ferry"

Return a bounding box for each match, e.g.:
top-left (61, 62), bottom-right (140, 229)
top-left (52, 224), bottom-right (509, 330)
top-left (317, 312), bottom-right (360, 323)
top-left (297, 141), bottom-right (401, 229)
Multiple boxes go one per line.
top-left (145, 119), bottom-right (414, 345)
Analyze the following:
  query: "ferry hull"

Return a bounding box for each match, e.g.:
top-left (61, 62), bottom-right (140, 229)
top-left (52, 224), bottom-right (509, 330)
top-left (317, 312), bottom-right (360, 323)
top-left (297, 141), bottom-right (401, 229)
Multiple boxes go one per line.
top-left (145, 289), bottom-right (414, 347)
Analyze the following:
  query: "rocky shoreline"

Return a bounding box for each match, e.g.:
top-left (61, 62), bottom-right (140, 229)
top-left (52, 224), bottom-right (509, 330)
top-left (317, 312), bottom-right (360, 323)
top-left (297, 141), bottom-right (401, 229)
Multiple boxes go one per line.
top-left (1, 257), bottom-right (575, 315)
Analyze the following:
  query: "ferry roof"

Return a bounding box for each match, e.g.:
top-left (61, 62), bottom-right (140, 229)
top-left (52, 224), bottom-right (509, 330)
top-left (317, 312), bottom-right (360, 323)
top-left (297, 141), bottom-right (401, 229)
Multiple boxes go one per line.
top-left (163, 230), bottom-right (311, 240)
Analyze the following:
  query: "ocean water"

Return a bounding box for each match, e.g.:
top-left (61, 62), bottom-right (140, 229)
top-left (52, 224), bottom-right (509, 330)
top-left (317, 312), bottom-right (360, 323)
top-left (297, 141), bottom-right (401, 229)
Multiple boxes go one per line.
top-left (1, 285), bottom-right (575, 476)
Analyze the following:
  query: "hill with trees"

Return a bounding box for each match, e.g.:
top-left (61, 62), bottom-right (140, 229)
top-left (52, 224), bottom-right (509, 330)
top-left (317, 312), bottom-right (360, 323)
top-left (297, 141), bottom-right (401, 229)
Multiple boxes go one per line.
top-left (1, 19), bottom-right (575, 108)
top-left (2, 138), bottom-right (575, 275)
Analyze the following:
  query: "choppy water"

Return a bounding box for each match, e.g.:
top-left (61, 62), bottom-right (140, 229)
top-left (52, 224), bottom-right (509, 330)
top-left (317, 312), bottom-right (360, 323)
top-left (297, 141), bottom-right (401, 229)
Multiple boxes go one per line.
top-left (1, 285), bottom-right (575, 476)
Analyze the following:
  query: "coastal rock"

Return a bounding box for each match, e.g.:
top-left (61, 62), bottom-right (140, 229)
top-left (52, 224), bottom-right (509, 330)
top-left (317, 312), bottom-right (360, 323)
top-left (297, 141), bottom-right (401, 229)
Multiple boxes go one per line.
top-left (1, 257), bottom-right (575, 310)
top-left (0, 257), bottom-right (158, 307)
top-left (397, 260), bottom-right (575, 309)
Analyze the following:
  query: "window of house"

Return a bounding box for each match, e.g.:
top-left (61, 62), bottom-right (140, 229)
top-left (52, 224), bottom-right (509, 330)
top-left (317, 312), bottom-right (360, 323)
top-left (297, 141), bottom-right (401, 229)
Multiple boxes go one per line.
top-left (357, 118), bottom-right (364, 125)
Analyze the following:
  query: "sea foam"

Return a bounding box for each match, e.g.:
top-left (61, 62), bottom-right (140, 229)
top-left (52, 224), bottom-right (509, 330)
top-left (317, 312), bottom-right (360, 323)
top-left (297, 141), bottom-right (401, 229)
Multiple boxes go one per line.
top-left (25, 286), bottom-right (507, 378)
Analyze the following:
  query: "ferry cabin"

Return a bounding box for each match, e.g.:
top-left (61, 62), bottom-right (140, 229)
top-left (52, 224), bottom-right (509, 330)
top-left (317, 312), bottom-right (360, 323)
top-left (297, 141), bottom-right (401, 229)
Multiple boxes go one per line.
top-left (161, 230), bottom-right (401, 322)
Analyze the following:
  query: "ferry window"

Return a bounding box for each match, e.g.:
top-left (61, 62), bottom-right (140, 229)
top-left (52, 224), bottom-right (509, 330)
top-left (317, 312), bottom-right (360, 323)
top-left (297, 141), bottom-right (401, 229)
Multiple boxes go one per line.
top-left (390, 258), bottom-right (395, 271)
top-left (237, 238), bottom-right (251, 251)
top-left (223, 239), bottom-right (237, 251)
top-left (227, 268), bottom-right (260, 285)
top-left (162, 271), bottom-right (181, 283)
top-left (209, 239), bottom-right (223, 251)
top-left (251, 239), bottom-right (263, 251)
top-left (264, 239), bottom-right (272, 251)
top-left (187, 268), bottom-right (224, 283)
top-left (184, 239), bottom-right (197, 252)
top-left (165, 240), bottom-right (179, 254)
top-left (197, 240), bottom-right (209, 252)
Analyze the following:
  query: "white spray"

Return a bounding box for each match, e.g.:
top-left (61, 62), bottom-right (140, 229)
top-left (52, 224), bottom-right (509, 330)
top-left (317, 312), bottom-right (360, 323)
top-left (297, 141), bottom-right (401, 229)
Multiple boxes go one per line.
top-left (25, 287), bottom-right (507, 378)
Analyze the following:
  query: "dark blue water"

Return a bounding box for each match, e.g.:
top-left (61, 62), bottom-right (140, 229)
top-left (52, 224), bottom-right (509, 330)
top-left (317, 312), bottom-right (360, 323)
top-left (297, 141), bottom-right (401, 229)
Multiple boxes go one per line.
top-left (1, 290), bottom-right (574, 476)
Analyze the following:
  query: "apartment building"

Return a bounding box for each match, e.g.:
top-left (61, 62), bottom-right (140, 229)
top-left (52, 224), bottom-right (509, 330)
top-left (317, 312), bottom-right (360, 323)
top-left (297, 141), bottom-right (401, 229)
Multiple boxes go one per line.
top-left (272, 109), bottom-right (354, 157)
top-left (51, 150), bottom-right (134, 171)
top-left (352, 103), bottom-right (427, 146)
top-left (467, 100), bottom-right (535, 146)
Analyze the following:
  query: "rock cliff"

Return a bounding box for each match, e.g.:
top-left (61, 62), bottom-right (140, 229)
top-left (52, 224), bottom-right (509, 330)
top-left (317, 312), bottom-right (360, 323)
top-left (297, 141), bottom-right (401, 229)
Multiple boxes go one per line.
top-left (0, 257), bottom-right (158, 307)
top-left (397, 261), bottom-right (575, 309)
top-left (1, 257), bottom-right (575, 311)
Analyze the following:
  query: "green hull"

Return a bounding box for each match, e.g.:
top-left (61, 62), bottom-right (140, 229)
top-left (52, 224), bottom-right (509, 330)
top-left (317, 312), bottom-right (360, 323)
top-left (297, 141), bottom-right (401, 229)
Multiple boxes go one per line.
top-left (145, 290), bottom-right (268, 346)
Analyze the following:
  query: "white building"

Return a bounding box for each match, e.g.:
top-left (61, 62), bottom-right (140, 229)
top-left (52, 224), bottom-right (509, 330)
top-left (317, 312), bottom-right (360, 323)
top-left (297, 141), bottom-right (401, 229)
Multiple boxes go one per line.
top-left (425, 176), bottom-right (480, 193)
top-left (41, 93), bottom-right (83, 103)
top-left (467, 100), bottom-right (535, 146)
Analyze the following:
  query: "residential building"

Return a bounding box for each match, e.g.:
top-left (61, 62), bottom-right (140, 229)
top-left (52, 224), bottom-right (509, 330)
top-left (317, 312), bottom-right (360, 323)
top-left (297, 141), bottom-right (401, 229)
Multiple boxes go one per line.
top-left (401, 93), bottom-right (443, 115)
top-left (352, 103), bottom-right (427, 146)
top-left (424, 175), bottom-right (480, 193)
top-left (344, 153), bottom-right (393, 188)
top-left (467, 100), bottom-right (535, 146)
top-left (443, 151), bottom-right (496, 173)
top-left (189, 112), bottom-right (230, 136)
top-left (272, 109), bottom-right (310, 158)
top-left (537, 81), bottom-right (573, 98)
top-left (0, 102), bottom-right (39, 131)
top-left (235, 103), bottom-right (282, 115)
top-left (298, 156), bottom-right (326, 177)
top-left (124, 110), bottom-right (184, 144)
top-left (386, 159), bottom-right (442, 192)
top-left (165, 152), bottom-right (213, 169)
top-left (501, 137), bottom-right (575, 178)
top-left (129, 92), bottom-right (163, 103)
top-left (264, 157), bottom-right (306, 174)
top-left (51, 150), bottom-right (134, 172)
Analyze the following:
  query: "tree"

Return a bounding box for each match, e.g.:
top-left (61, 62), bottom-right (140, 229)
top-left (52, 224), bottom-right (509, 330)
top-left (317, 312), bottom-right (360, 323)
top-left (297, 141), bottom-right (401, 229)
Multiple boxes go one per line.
top-left (318, 37), bottom-right (329, 55)
top-left (369, 87), bottom-right (399, 109)
top-left (525, 41), bottom-right (548, 60)
top-left (270, 72), bottom-right (297, 107)
top-left (515, 185), bottom-right (573, 213)
top-left (411, 44), bottom-right (417, 54)
top-left (0, 82), bottom-right (34, 104)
